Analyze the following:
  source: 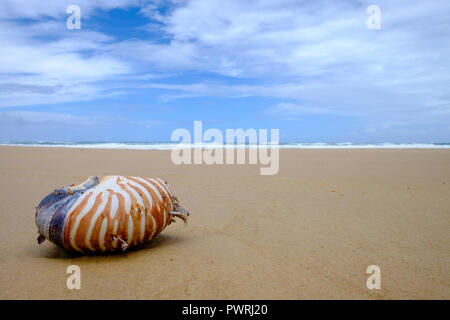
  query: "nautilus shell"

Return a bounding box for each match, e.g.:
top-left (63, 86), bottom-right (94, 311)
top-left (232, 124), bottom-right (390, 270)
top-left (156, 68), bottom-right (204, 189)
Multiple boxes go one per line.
top-left (35, 175), bottom-right (189, 253)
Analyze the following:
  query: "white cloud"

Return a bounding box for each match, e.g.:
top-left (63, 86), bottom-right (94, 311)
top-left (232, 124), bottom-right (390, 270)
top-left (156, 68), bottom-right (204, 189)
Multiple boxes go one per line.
top-left (0, 110), bottom-right (165, 128)
top-left (121, 0), bottom-right (449, 130)
top-left (0, 19), bottom-right (130, 107)
top-left (0, 0), bottom-right (140, 19)
top-left (123, 0), bottom-right (449, 81)
top-left (0, 110), bottom-right (100, 126)
top-left (265, 102), bottom-right (341, 117)
top-left (0, 0), bottom-right (449, 138)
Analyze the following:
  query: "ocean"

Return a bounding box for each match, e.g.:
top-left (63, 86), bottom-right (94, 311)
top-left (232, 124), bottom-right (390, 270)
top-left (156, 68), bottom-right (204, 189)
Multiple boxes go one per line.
top-left (1, 141), bottom-right (450, 149)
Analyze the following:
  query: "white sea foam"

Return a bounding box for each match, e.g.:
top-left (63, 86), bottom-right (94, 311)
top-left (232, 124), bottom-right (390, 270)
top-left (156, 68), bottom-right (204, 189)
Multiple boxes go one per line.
top-left (1, 142), bottom-right (450, 149)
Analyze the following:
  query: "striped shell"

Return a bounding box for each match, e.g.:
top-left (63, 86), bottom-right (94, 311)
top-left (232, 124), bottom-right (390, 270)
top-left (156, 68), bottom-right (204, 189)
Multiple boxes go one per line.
top-left (35, 175), bottom-right (189, 253)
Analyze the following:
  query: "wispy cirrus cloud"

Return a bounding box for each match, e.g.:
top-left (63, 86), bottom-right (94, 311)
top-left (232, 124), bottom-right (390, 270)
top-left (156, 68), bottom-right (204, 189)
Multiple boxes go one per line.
top-left (265, 102), bottom-right (341, 117)
top-left (0, 110), bottom-right (165, 128)
top-left (0, 110), bottom-right (101, 126)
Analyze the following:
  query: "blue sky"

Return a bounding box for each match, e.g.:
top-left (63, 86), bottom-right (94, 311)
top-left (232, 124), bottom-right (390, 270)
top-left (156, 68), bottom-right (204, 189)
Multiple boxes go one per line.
top-left (0, 0), bottom-right (449, 143)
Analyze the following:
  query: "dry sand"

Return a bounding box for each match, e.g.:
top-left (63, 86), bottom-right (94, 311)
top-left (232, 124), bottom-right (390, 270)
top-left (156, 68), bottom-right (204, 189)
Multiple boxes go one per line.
top-left (0, 146), bottom-right (449, 299)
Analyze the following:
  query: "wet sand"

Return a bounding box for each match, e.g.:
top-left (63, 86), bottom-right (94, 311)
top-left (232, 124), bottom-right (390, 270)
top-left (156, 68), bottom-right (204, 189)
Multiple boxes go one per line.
top-left (0, 146), bottom-right (449, 299)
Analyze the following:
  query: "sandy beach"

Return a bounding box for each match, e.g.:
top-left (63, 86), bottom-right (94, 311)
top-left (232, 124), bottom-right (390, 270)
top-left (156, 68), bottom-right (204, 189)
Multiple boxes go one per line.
top-left (0, 146), bottom-right (449, 299)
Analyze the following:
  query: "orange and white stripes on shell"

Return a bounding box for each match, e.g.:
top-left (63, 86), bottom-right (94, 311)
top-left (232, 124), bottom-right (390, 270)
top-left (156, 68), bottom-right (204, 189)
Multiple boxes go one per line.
top-left (35, 175), bottom-right (189, 253)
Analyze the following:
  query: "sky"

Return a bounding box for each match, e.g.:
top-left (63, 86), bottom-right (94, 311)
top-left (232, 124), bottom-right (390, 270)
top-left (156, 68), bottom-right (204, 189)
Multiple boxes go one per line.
top-left (0, 0), bottom-right (449, 143)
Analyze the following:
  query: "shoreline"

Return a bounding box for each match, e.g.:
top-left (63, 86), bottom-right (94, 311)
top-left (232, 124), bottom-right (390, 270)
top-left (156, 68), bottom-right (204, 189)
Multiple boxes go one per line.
top-left (1, 143), bottom-right (450, 150)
